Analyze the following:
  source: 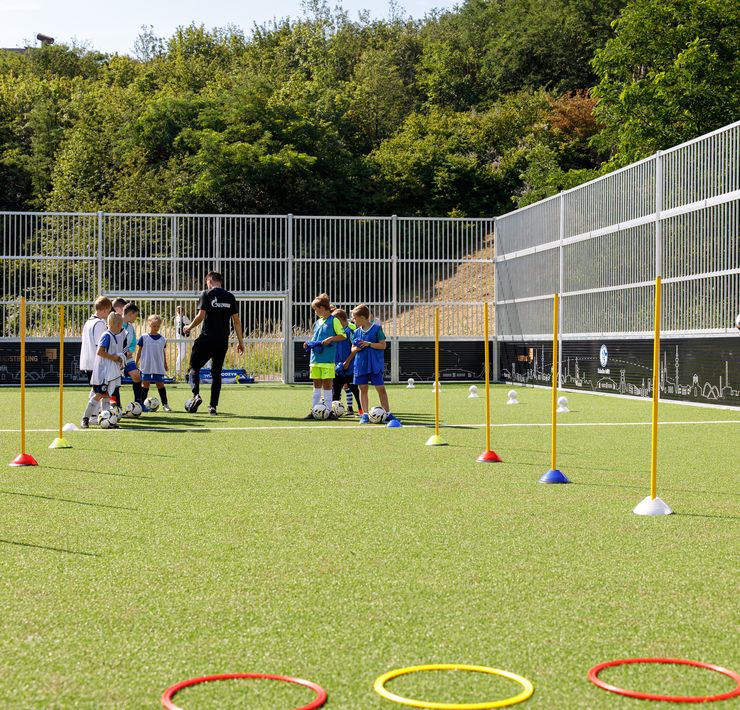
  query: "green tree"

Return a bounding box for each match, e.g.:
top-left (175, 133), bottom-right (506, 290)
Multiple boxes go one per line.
top-left (592, 0), bottom-right (740, 162)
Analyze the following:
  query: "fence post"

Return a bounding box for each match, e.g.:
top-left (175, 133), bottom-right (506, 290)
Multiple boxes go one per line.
top-left (214, 214), bottom-right (221, 272)
top-left (391, 214), bottom-right (399, 384)
top-left (285, 214), bottom-right (294, 384)
top-left (97, 211), bottom-right (103, 296)
top-left (171, 215), bottom-right (178, 293)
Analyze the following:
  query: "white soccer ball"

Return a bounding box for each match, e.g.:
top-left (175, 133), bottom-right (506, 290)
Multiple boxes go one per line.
top-left (145, 396), bottom-right (160, 412)
top-left (98, 411), bottom-right (113, 429)
top-left (126, 401), bottom-right (143, 417)
top-left (331, 400), bottom-right (345, 417)
top-left (368, 406), bottom-right (387, 423)
top-left (468, 385), bottom-right (478, 398)
top-left (407, 378), bottom-right (415, 389)
top-left (312, 403), bottom-right (330, 420)
top-left (507, 389), bottom-right (519, 404)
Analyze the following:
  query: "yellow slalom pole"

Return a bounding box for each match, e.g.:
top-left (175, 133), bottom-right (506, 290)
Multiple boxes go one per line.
top-left (478, 302), bottom-right (501, 462)
top-left (10, 296), bottom-right (38, 466)
top-left (650, 276), bottom-right (661, 499)
top-left (539, 293), bottom-right (568, 482)
top-left (484, 303), bottom-right (490, 451)
top-left (426, 307), bottom-right (446, 446)
top-left (633, 276), bottom-right (671, 514)
top-left (551, 293), bottom-right (558, 471)
top-left (49, 305), bottom-right (72, 449)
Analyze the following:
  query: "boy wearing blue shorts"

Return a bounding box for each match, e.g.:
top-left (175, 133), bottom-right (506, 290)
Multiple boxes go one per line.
top-left (80, 312), bottom-right (127, 429)
top-left (135, 314), bottom-right (171, 411)
top-left (302, 293), bottom-right (346, 419)
top-left (350, 304), bottom-right (395, 424)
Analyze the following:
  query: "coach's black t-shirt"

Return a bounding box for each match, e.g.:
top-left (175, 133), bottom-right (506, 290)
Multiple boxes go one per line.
top-left (196, 287), bottom-right (238, 342)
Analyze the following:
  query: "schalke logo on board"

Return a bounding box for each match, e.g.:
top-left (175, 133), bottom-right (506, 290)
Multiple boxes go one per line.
top-left (598, 344), bottom-right (610, 374)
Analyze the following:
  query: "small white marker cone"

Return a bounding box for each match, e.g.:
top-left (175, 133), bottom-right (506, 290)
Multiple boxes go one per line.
top-left (633, 496), bottom-right (673, 516)
top-left (62, 423), bottom-right (79, 432)
top-left (407, 378), bottom-right (415, 389)
top-left (468, 385), bottom-right (478, 398)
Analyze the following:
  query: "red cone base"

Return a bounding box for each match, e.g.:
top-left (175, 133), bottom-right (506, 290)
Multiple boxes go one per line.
top-left (9, 453), bottom-right (38, 467)
top-left (477, 450), bottom-right (502, 463)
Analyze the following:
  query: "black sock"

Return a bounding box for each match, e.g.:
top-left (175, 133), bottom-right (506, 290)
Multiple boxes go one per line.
top-left (142, 386), bottom-right (149, 402)
top-left (114, 387), bottom-right (122, 408)
top-left (132, 380), bottom-right (143, 403)
top-left (158, 386), bottom-right (168, 405)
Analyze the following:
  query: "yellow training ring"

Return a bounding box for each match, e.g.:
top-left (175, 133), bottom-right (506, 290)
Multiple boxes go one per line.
top-left (373, 663), bottom-right (534, 710)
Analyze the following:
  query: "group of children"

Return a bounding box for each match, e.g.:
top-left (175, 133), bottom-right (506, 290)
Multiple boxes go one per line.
top-left (78, 291), bottom-right (394, 427)
top-left (304, 293), bottom-right (395, 424)
top-left (79, 296), bottom-right (171, 428)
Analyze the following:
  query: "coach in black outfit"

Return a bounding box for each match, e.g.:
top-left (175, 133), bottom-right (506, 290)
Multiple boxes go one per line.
top-left (184, 271), bottom-right (245, 415)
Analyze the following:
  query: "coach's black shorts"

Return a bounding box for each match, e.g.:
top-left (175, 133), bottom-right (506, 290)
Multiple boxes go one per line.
top-left (189, 337), bottom-right (229, 375)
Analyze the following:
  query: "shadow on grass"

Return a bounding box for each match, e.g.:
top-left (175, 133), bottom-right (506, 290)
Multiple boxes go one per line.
top-left (44, 465), bottom-right (153, 480)
top-left (0, 490), bottom-right (138, 511)
top-left (86, 448), bottom-right (176, 459)
top-left (0, 538), bottom-right (100, 557)
top-left (673, 511), bottom-right (740, 521)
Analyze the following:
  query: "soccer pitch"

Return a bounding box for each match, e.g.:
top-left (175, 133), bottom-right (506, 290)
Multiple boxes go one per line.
top-left (0, 384), bottom-right (738, 708)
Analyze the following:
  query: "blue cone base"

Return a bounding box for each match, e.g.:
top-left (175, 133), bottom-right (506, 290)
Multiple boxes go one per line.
top-left (386, 419), bottom-right (402, 428)
top-left (539, 469), bottom-right (570, 484)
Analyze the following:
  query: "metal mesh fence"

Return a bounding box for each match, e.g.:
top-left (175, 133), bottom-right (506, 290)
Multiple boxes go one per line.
top-left (1, 213), bottom-right (494, 381)
top-left (495, 121), bottom-right (740, 341)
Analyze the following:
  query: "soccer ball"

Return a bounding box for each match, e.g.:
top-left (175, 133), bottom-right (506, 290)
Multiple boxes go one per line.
top-left (144, 396), bottom-right (160, 412)
top-left (311, 403), bottom-right (330, 420)
top-left (111, 404), bottom-right (123, 418)
top-left (98, 410), bottom-right (118, 429)
top-left (368, 406), bottom-right (387, 423)
top-left (126, 401), bottom-right (143, 417)
top-left (331, 400), bottom-right (345, 417)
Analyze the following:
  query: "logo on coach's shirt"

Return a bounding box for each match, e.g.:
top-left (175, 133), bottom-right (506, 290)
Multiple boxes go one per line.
top-left (211, 298), bottom-right (230, 308)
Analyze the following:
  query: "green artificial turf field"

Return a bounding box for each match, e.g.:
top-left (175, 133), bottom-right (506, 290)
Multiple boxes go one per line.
top-left (0, 383), bottom-right (738, 708)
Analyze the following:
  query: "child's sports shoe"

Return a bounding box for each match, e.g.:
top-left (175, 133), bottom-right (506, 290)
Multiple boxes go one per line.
top-left (162, 404), bottom-right (172, 412)
top-left (80, 417), bottom-right (90, 429)
top-left (346, 407), bottom-right (355, 415)
top-left (359, 413), bottom-right (370, 424)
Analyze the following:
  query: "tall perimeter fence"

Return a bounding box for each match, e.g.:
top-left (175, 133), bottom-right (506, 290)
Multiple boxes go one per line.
top-left (1, 120), bottom-right (737, 404)
top-left (0, 214), bottom-right (494, 384)
top-left (495, 120), bottom-right (740, 407)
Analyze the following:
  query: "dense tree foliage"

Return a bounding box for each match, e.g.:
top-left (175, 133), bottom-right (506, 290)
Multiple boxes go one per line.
top-left (0, 0), bottom-right (736, 215)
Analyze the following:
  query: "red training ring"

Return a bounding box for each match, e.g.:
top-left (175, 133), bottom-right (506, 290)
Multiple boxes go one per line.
top-left (161, 672), bottom-right (328, 710)
top-left (588, 658), bottom-right (740, 703)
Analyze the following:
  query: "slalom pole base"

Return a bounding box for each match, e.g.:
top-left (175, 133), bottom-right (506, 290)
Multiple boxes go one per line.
top-left (539, 468), bottom-right (570, 484)
top-left (477, 450), bottom-right (502, 463)
top-left (48, 437), bottom-right (72, 449)
top-left (633, 496), bottom-right (673, 516)
top-left (425, 434), bottom-right (447, 446)
top-left (9, 453), bottom-right (38, 467)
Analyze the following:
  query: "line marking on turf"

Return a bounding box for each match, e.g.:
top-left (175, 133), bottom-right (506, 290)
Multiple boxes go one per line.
top-left (4, 420), bottom-right (740, 434)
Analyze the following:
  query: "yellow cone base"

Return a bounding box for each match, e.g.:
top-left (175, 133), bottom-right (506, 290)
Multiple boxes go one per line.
top-left (49, 437), bottom-right (72, 449)
top-left (425, 434), bottom-right (447, 446)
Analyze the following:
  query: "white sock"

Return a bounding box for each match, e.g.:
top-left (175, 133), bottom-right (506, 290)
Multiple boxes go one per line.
top-left (83, 395), bottom-right (99, 419)
top-left (312, 387), bottom-right (322, 407)
top-left (323, 388), bottom-right (333, 406)
top-left (346, 390), bottom-right (353, 408)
